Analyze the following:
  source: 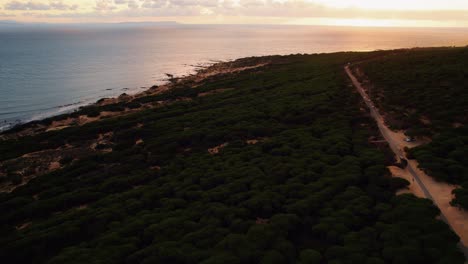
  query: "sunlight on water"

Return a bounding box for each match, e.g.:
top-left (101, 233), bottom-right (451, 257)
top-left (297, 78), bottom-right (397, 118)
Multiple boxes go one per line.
top-left (1, 25), bottom-right (467, 130)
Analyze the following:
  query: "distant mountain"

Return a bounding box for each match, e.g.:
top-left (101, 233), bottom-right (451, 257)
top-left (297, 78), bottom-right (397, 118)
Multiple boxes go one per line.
top-left (0, 20), bottom-right (22, 26)
top-left (0, 20), bottom-right (18, 24)
top-left (117, 21), bottom-right (179, 26)
top-left (88, 21), bottom-right (181, 29)
top-left (0, 20), bottom-right (181, 29)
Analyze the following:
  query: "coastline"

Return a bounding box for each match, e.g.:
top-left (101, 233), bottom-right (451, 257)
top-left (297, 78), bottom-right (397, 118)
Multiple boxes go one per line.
top-left (1, 48), bottom-right (467, 263)
top-left (0, 55), bottom-right (273, 193)
top-left (0, 62), bottom-right (216, 134)
top-left (0, 56), bottom-right (271, 139)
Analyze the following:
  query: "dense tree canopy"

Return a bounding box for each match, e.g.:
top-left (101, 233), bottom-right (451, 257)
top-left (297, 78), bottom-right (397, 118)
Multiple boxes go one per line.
top-left (359, 47), bottom-right (468, 136)
top-left (359, 47), bottom-right (468, 210)
top-left (0, 52), bottom-right (464, 263)
top-left (410, 126), bottom-right (468, 209)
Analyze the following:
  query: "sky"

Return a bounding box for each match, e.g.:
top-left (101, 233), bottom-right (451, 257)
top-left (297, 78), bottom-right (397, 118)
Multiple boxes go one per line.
top-left (1, 0), bottom-right (468, 27)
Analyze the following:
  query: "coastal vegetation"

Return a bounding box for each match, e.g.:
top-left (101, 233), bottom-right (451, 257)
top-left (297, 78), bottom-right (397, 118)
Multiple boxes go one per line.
top-left (359, 47), bottom-right (467, 135)
top-left (409, 126), bottom-right (468, 209)
top-left (359, 47), bottom-right (468, 210)
top-left (0, 52), bottom-right (464, 263)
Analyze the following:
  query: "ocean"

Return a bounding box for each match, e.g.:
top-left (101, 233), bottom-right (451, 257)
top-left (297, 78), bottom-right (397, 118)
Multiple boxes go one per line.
top-left (1, 24), bottom-right (467, 131)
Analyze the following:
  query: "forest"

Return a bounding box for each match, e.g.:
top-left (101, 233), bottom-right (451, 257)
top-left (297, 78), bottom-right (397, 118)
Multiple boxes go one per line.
top-left (0, 52), bottom-right (464, 263)
top-left (359, 47), bottom-right (468, 210)
top-left (409, 126), bottom-right (468, 209)
top-left (359, 47), bottom-right (467, 135)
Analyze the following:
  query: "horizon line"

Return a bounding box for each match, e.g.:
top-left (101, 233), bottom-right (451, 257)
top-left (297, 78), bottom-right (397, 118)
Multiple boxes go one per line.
top-left (2, 20), bottom-right (468, 29)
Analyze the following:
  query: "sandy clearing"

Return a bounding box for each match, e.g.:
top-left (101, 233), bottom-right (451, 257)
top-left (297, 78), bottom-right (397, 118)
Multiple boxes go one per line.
top-left (408, 159), bottom-right (468, 243)
top-left (246, 139), bottom-right (260, 145)
top-left (246, 138), bottom-right (268, 145)
top-left (193, 63), bottom-right (269, 83)
top-left (388, 166), bottom-right (425, 198)
top-left (46, 125), bottom-right (70, 132)
top-left (208, 143), bottom-right (229, 155)
top-left (48, 161), bottom-right (61, 171)
top-left (151, 166), bottom-right (161, 171)
top-left (22, 148), bottom-right (59, 158)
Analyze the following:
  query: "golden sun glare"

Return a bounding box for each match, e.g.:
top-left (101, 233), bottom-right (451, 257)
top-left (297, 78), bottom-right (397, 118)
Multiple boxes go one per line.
top-left (306, 0), bottom-right (468, 10)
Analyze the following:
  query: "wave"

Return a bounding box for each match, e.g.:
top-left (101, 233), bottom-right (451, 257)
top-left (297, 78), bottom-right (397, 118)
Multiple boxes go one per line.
top-left (0, 101), bottom-right (85, 117)
top-left (0, 85), bottom-right (148, 133)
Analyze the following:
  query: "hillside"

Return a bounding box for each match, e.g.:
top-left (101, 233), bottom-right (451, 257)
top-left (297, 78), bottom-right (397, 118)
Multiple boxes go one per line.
top-left (357, 47), bottom-right (468, 210)
top-left (0, 52), bottom-right (464, 263)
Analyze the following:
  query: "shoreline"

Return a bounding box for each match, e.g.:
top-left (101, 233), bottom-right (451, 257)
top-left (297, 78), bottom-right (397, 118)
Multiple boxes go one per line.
top-left (0, 56), bottom-right (272, 139)
top-left (0, 61), bottom-right (220, 134)
top-left (0, 55), bottom-right (273, 192)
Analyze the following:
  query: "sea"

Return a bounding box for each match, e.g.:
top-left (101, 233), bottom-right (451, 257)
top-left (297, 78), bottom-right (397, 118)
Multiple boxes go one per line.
top-left (1, 24), bottom-right (467, 131)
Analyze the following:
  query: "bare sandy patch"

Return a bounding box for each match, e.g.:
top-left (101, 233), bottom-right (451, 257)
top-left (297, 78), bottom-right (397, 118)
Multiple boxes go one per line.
top-left (407, 160), bottom-right (468, 246)
top-left (90, 132), bottom-right (114, 152)
top-left (77, 204), bottom-right (88, 210)
top-left (16, 222), bottom-right (31, 231)
top-left (246, 138), bottom-right (268, 145)
top-left (97, 97), bottom-right (119, 106)
top-left (246, 139), bottom-right (260, 145)
top-left (78, 115), bottom-right (99, 124)
top-left (99, 111), bottom-right (122, 118)
top-left (48, 161), bottom-right (61, 171)
top-left (46, 125), bottom-right (70, 132)
top-left (208, 143), bottom-right (229, 155)
top-left (147, 84), bottom-right (171, 95)
top-left (383, 127), bottom-right (429, 151)
top-left (388, 166), bottom-right (424, 198)
top-left (256, 217), bottom-right (269, 225)
top-left (193, 63), bottom-right (269, 84)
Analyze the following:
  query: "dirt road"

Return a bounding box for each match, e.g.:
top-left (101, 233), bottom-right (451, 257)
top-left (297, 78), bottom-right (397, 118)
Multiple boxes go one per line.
top-left (345, 65), bottom-right (468, 260)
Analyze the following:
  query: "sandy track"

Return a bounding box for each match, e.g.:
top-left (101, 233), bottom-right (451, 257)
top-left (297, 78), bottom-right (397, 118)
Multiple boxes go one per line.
top-left (345, 65), bottom-right (468, 259)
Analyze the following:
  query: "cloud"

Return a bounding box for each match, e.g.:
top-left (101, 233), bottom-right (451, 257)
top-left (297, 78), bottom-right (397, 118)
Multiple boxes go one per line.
top-left (139, 0), bottom-right (231, 9)
top-left (5, 1), bottom-right (50, 10)
top-left (4, 0), bottom-right (468, 25)
top-left (107, 0), bottom-right (468, 21)
top-left (114, 0), bottom-right (140, 9)
top-left (50, 0), bottom-right (79, 10)
top-left (4, 0), bottom-right (78, 11)
top-left (128, 0), bottom-right (139, 9)
top-left (0, 13), bottom-right (16, 17)
top-left (95, 0), bottom-right (117, 11)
